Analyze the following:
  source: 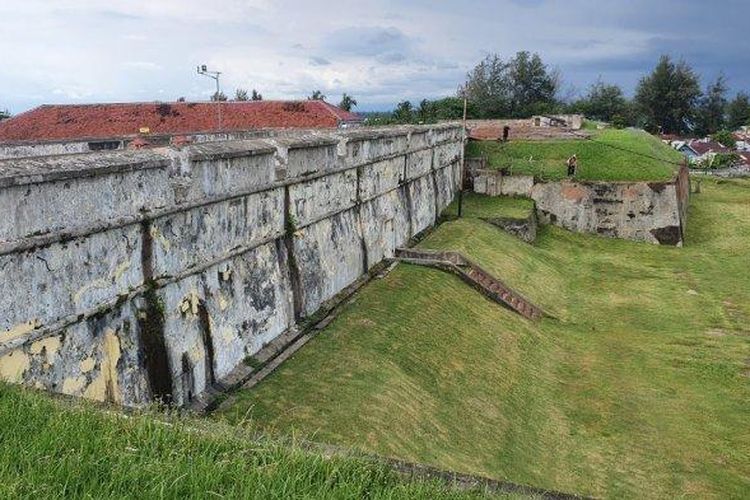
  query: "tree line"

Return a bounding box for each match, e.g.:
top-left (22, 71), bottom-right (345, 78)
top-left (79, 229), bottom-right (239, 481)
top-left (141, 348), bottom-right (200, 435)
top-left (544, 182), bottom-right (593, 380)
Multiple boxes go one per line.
top-left (367, 53), bottom-right (750, 136)
top-left (206, 88), bottom-right (359, 112)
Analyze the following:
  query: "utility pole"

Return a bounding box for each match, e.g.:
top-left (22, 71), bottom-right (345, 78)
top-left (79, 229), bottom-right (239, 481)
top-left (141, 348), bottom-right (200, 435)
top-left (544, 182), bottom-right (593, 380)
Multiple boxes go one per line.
top-left (197, 64), bottom-right (223, 131)
top-left (458, 97), bottom-right (468, 218)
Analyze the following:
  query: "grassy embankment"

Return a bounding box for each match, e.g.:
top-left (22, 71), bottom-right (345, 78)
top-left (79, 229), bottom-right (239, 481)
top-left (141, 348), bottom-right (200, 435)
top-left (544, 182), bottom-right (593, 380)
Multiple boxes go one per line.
top-left (0, 383), bottom-right (512, 498)
top-left (220, 178), bottom-right (750, 498)
top-left (466, 128), bottom-right (684, 181)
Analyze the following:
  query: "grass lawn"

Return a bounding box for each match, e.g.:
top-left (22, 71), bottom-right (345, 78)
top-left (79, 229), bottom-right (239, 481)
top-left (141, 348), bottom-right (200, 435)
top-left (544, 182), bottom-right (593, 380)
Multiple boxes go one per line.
top-left (466, 128), bottom-right (684, 182)
top-left (442, 192), bottom-right (534, 220)
top-left (0, 384), bottom-right (502, 499)
top-left (219, 178), bottom-right (750, 498)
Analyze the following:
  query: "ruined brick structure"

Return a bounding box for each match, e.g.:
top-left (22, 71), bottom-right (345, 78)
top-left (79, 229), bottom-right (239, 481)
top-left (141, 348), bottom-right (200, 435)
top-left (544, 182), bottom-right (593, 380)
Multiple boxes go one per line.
top-left (472, 167), bottom-right (690, 246)
top-left (0, 124), bottom-right (463, 407)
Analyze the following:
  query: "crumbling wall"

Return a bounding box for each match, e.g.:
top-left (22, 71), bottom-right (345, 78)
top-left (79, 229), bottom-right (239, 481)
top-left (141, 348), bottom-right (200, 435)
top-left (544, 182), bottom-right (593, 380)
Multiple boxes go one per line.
top-left (472, 170), bottom-right (534, 197)
top-left (0, 124), bottom-right (463, 407)
top-left (532, 179), bottom-right (686, 245)
top-left (470, 170), bottom-right (688, 246)
top-left (674, 165), bottom-right (690, 237)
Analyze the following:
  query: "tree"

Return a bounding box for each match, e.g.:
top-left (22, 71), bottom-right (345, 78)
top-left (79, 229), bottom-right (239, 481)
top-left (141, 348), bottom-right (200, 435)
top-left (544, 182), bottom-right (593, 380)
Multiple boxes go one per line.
top-left (572, 80), bottom-right (629, 123)
top-left (459, 54), bottom-right (511, 118)
top-left (234, 88), bottom-right (249, 101)
top-left (727, 92), bottom-right (750, 130)
top-left (308, 90), bottom-right (326, 101)
top-left (712, 130), bottom-right (737, 149)
top-left (338, 93), bottom-right (357, 112)
top-left (695, 75), bottom-right (728, 136)
top-left (634, 55), bottom-right (702, 135)
top-left (416, 97), bottom-right (474, 123)
top-left (211, 91), bottom-right (228, 102)
top-left (392, 101), bottom-right (415, 123)
top-left (251, 89), bottom-right (263, 101)
top-left (459, 51), bottom-right (559, 118)
top-left (507, 51), bottom-right (560, 117)
top-left (0, 109), bottom-right (10, 122)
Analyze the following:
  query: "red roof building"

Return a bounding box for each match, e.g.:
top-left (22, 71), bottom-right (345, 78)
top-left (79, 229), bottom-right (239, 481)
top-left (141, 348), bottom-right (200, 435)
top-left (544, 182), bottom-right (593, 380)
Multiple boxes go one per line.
top-left (685, 139), bottom-right (730, 156)
top-left (0, 100), bottom-right (362, 143)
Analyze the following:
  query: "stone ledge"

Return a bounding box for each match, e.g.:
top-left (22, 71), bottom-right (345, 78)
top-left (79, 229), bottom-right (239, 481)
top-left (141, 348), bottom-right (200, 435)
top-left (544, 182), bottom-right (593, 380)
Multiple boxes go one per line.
top-left (0, 149), bottom-right (170, 188)
top-left (186, 139), bottom-right (276, 161)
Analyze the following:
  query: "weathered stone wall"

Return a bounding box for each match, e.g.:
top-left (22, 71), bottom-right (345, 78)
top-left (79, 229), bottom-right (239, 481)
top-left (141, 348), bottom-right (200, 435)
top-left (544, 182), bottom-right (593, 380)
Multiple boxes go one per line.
top-left (531, 177), bottom-right (686, 245)
top-left (0, 140), bottom-right (98, 159)
top-left (0, 127), bottom-right (341, 160)
top-left (0, 124), bottom-right (463, 407)
top-left (472, 170), bottom-right (534, 197)
top-left (471, 170), bottom-right (688, 246)
top-left (674, 165), bottom-right (690, 237)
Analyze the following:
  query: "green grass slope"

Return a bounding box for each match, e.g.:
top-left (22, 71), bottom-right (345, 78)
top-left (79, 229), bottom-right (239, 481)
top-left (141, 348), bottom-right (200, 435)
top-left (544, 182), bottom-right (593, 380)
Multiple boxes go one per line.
top-left (441, 193), bottom-right (534, 220)
top-left (466, 128), bottom-right (684, 181)
top-left (0, 384), bottom-right (499, 499)
top-left (220, 178), bottom-right (750, 498)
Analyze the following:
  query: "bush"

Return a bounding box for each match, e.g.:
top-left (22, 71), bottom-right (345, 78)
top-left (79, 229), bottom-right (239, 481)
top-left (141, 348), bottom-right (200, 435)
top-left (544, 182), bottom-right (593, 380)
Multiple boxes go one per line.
top-left (711, 130), bottom-right (737, 149)
top-left (695, 152), bottom-right (741, 169)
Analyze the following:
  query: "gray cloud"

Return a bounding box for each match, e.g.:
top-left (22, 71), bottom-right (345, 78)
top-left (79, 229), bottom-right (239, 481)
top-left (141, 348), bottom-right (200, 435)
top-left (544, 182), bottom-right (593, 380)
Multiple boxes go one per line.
top-left (321, 26), bottom-right (415, 57)
top-left (0, 0), bottom-right (748, 113)
top-left (309, 56), bottom-right (331, 66)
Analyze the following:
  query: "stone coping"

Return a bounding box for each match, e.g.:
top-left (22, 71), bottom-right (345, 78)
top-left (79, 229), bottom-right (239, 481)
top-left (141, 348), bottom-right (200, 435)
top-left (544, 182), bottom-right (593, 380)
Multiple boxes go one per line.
top-left (0, 124), bottom-right (463, 188)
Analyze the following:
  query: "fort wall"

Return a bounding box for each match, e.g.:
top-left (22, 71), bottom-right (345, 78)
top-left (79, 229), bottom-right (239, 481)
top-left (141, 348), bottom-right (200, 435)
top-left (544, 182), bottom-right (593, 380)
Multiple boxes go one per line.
top-left (472, 166), bottom-right (690, 246)
top-left (0, 124), bottom-right (463, 407)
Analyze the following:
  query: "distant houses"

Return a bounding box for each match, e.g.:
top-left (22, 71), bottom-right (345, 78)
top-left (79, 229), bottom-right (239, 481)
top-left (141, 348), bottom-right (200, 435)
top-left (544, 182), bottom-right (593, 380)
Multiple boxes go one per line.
top-left (672, 139), bottom-right (730, 160)
top-left (665, 128), bottom-right (750, 173)
top-left (733, 126), bottom-right (750, 152)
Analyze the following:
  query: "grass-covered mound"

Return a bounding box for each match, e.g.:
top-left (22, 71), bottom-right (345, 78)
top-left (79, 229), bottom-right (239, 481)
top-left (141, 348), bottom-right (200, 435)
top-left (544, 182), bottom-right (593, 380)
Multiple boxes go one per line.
top-left (466, 128), bottom-right (684, 182)
top-left (220, 178), bottom-right (750, 498)
top-left (0, 384), bottom-right (496, 499)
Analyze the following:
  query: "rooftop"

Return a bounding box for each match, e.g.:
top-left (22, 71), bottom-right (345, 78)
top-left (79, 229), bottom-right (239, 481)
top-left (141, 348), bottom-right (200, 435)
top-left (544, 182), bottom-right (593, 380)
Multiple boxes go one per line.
top-left (0, 100), bottom-right (362, 143)
top-left (686, 139), bottom-right (730, 156)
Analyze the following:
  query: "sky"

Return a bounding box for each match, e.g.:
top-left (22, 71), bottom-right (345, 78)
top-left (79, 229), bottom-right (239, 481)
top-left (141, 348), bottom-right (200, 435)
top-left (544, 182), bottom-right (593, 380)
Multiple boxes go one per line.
top-left (1, 0), bottom-right (749, 113)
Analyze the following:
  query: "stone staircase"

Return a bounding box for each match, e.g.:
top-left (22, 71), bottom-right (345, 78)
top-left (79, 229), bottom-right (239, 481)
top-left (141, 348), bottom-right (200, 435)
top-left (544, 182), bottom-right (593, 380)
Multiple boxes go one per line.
top-left (394, 248), bottom-right (544, 320)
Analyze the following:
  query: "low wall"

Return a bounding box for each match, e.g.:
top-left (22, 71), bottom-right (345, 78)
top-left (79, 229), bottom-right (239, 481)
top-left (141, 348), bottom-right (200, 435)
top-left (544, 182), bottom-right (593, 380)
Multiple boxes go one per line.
top-left (471, 167), bottom-right (690, 246)
top-left (0, 127), bottom-right (340, 160)
top-left (481, 212), bottom-right (537, 244)
top-left (472, 169), bottom-right (534, 197)
top-left (0, 124), bottom-right (463, 407)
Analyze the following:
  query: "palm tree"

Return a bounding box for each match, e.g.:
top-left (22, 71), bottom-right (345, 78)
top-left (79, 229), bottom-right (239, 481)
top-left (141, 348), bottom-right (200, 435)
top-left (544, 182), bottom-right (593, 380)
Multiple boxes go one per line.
top-left (234, 88), bottom-right (249, 101)
top-left (308, 90), bottom-right (326, 101)
top-left (338, 93), bottom-right (357, 112)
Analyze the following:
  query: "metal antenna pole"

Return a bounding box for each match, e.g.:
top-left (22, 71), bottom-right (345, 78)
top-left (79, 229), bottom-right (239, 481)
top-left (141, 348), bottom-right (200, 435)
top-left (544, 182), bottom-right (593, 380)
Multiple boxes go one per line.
top-left (215, 75), bottom-right (223, 131)
top-left (197, 65), bottom-right (223, 131)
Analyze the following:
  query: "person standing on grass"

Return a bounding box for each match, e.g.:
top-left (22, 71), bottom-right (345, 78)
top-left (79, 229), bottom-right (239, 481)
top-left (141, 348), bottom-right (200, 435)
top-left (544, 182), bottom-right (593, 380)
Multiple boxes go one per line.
top-left (566, 154), bottom-right (578, 177)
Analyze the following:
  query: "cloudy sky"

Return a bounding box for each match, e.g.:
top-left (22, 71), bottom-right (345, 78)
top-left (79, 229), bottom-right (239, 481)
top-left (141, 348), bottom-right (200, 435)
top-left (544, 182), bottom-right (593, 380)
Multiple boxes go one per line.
top-left (1, 0), bottom-right (748, 113)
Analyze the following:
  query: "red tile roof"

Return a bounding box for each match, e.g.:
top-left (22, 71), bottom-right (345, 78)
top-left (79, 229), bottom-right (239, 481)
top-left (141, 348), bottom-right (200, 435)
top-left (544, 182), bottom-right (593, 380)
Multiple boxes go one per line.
top-left (0, 100), bottom-right (361, 142)
top-left (687, 139), bottom-right (730, 156)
